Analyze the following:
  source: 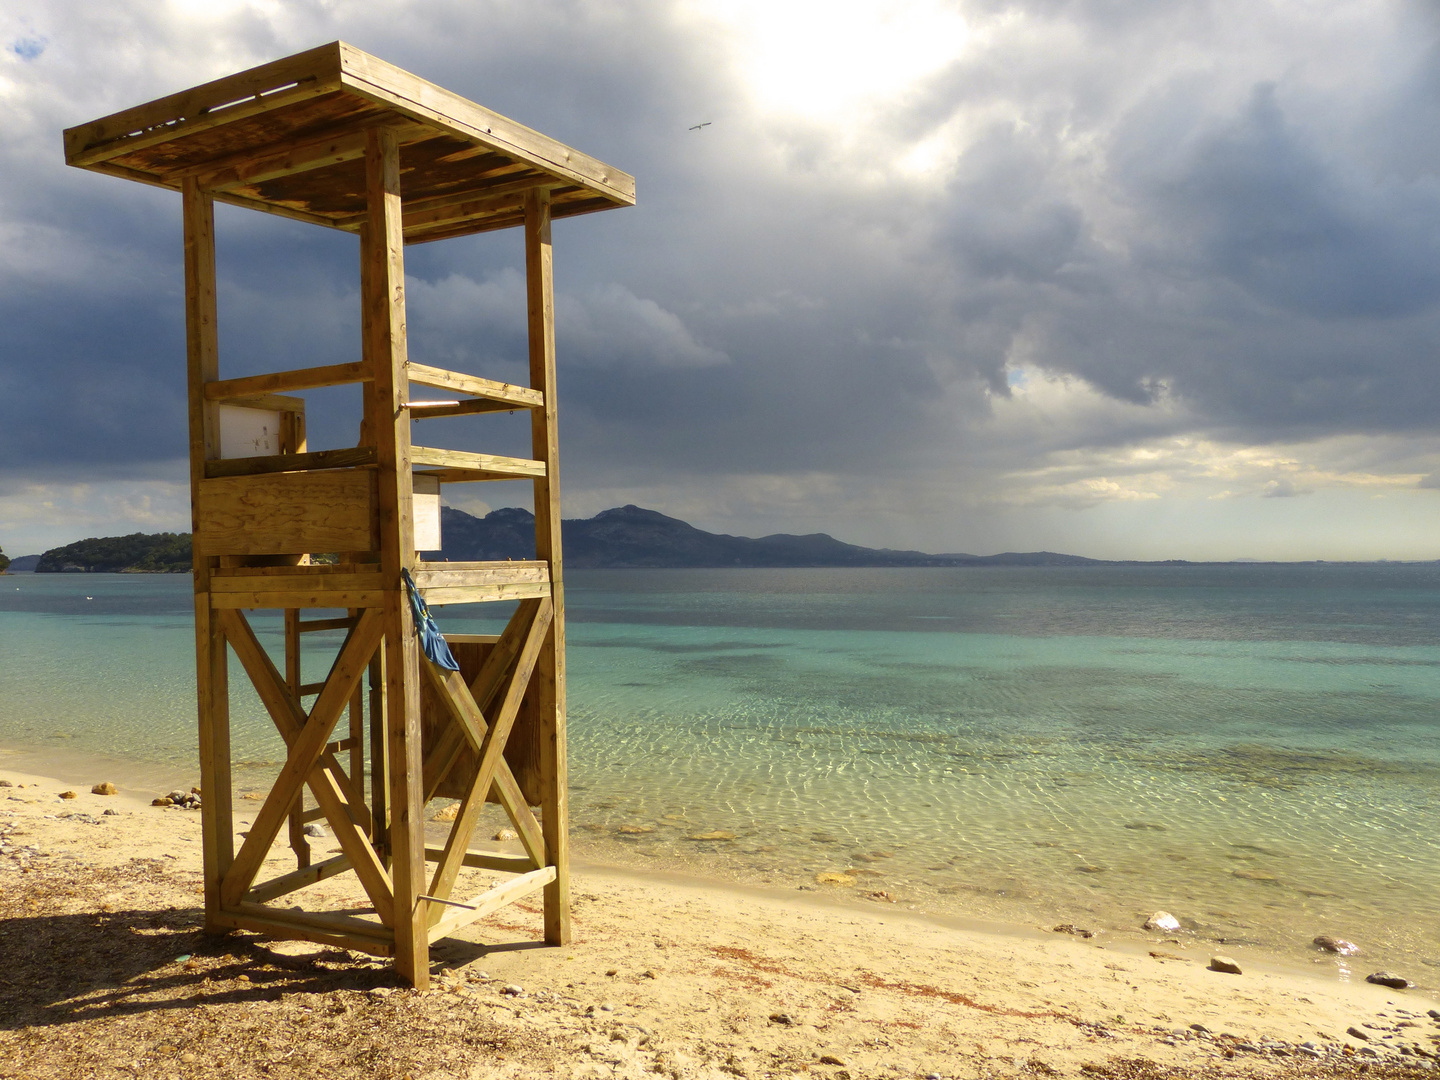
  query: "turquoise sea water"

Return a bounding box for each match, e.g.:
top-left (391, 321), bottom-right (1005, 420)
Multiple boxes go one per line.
top-left (2, 566), bottom-right (1438, 982)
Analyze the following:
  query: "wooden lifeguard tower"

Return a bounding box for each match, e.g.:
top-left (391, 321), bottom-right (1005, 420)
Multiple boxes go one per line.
top-left (64, 42), bottom-right (634, 987)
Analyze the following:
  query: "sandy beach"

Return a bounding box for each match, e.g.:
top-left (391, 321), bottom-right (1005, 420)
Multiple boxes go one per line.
top-left (2, 765), bottom-right (1437, 1080)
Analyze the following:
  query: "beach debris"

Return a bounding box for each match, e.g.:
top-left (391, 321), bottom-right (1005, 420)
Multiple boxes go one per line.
top-left (768, 1013), bottom-right (795, 1025)
top-left (819, 1055), bottom-right (847, 1066)
top-left (1208, 955), bottom-right (1243, 974)
top-left (686, 830), bottom-right (737, 841)
top-left (1144, 911), bottom-right (1181, 932)
top-left (1051, 924), bottom-right (1094, 938)
top-left (1366, 972), bottom-right (1411, 989)
top-left (865, 890), bottom-right (897, 902)
top-left (1348, 1027), bottom-right (1371, 1041)
top-left (302, 823), bottom-right (325, 838)
top-left (58, 791), bottom-right (77, 800)
top-left (91, 782), bottom-right (118, 795)
top-left (432, 804), bottom-right (459, 822)
top-left (242, 791), bottom-right (264, 800)
top-left (1314, 935), bottom-right (1360, 955)
top-left (103, 808), bottom-right (118, 816)
top-left (493, 828), bottom-right (518, 841)
top-left (641, 969), bottom-right (657, 979)
top-left (814, 871), bottom-right (856, 886)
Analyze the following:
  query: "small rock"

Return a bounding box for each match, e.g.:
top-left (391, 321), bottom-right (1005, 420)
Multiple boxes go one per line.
top-left (769, 1013), bottom-right (795, 1026)
top-left (1237, 1043), bottom-right (1260, 1053)
top-left (1348, 1027), bottom-right (1370, 1041)
top-left (1427, 1009), bottom-right (1440, 1019)
top-left (1052, 924), bottom-right (1095, 938)
top-left (58, 791), bottom-right (77, 800)
top-left (1314, 935), bottom-right (1360, 956)
top-left (605, 968), bottom-right (618, 977)
top-left (432, 804), bottom-right (459, 822)
top-left (1298, 1047), bottom-right (1322, 1059)
top-left (1367, 972), bottom-right (1411, 989)
top-left (1359, 1046), bottom-right (1379, 1058)
top-left (493, 828), bottom-right (518, 841)
top-left (0, 780), bottom-right (11, 787)
top-left (91, 782), bottom-right (118, 796)
top-left (1209, 956), bottom-right (1243, 974)
top-left (501, 984), bottom-right (524, 997)
top-left (103, 808), bottom-right (118, 816)
top-left (1144, 911), bottom-right (1181, 932)
top-left (819, 1056), bottom-right (847, 1066)
top-left (302, 823), bottom-right (325, 838)
top-left (599, 1002), bottom-right (615, 1012)
top-left (926, 1074), bottom-right (942, 1080)
top-left (152, 797), bottom-right (172, 806)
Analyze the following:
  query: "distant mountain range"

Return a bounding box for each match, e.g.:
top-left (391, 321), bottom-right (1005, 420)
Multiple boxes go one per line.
top-left (438, 504), bottom-right (1107, 568)
top-left (13, 505), bottom-right (1115, 572)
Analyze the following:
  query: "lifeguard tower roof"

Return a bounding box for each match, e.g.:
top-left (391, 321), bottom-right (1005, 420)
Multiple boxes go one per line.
top-left (63, 40), bottom-right (636, 244)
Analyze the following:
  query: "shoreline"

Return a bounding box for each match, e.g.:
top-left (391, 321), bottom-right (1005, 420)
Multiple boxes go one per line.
top-left (4, 763), bottom-right (1439, 1078)
top-left (6, 738), bottom-right (1436, 999)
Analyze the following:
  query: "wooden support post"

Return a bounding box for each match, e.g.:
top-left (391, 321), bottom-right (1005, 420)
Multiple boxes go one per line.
top-left (525, 188), bottom-right (570, 945)
top-left (364, 126), bottom-right (428, 988)
top-left (183, 178), bottom-right (234, 936)
top-left (284, 608), bottom-right (310, 868)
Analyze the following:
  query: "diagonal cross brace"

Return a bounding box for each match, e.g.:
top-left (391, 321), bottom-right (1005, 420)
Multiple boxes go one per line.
top-left (217, 608), bottom-right (394, 924)
top-left (425, 597), bottom-right (552, 920)
top-left (422, 597), bottom-right (539, 801)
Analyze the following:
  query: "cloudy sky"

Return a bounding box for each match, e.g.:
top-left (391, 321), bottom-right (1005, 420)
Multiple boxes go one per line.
top-left (3, 0), bottom-right (1440, 560)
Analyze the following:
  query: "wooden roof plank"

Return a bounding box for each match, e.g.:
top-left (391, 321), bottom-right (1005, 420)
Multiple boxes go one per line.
top-left (336, 43), bottom-right (635, 206)
top-left (64, 43), bottom-right (346, 167)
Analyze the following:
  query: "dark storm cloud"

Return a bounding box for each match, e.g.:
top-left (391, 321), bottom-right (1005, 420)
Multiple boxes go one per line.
top-left (4, 0), bottom-right (1440, 539)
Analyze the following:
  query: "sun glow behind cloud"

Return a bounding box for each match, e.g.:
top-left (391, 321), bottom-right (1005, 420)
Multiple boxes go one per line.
top-left (689, 0), bottom-right (970, 124)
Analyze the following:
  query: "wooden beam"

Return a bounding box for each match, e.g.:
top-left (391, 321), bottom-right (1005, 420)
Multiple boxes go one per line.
top-left (217, 609), bottom-right (394, 923)
top-left (526, 188), bottom-right (571, 946)
top-left (63, 44), bottom-right (344, 167)
top-left (409, 446), bottom-right (544, 478)
top-left (183, 179), bottom-right (233, 936)
top-left (407, 399), bottom-right (528, 419)
top-left (223, 392), bottom-right (306, 413)
top-left (220, 902), bottom-right (393, 953)
top-left (422, 847), bottom-right (537, 874)
top-left (244, 853), bottom-right (351, 904)
top-left (171, 119), bottom-right (432, 191)
top-left (204, 446), bottom-right (377, 478)
top-left (365, 124), bottom-right (430, 990)
top-left (406, 364), bottom-right (542, 409)
top-left (425, 866), bottom-right (556, 944)
top-left (205, 361), bottom-right (370, 401)
top-left (427, 599), bottom-right (551, 920)
top-left (338, 43), bottom-right (635, 206)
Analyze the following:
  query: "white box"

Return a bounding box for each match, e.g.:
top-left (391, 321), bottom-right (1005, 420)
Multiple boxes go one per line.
top-left (218, 405), bottom-right (283, 459)
top-left (414, 475), bottom-right (442, 551)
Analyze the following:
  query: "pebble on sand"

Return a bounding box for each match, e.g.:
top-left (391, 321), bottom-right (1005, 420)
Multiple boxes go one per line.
top-left (1144, 911), bottom-right (1181, 932)
top-left (493, 828), bottom-right (518, 841)
top-left (1208, 956), bottom-right (1243, 975)
top-left (58, 791), bottom-right (77, 800)
top-left (432, 804), bottom-right (459, 822)
top-left (91, 782), bottom-right (118, 796)
top-left (1365, 972), bottom-right (1410, 989)
top-left (1052, 924), bottom-right (1095, 939)
top-left (1314, 935), bottom-right (1360, 956)
top-left (819, 1056), bottom-right (847, 1066)
top-left (1347, 1027), bottom-right (1370, 1041)
top-left (302, 823), bottom-right (325, 838)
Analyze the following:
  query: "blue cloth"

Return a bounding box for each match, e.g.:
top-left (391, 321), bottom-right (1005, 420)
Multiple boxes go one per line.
top-left (400, 568), bottom-right (461, 672)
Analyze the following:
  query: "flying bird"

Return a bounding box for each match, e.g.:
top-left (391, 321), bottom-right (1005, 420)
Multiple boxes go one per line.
top-left (689, 122), bottom-right (712, 131)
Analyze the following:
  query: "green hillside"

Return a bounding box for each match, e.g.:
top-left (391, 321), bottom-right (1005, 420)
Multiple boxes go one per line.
top-left (36, 532), bottom-right (192, 573)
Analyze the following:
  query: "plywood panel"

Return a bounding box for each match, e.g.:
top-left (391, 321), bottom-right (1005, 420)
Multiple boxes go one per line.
top-left (195, 469), bottom-right (378, 556)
